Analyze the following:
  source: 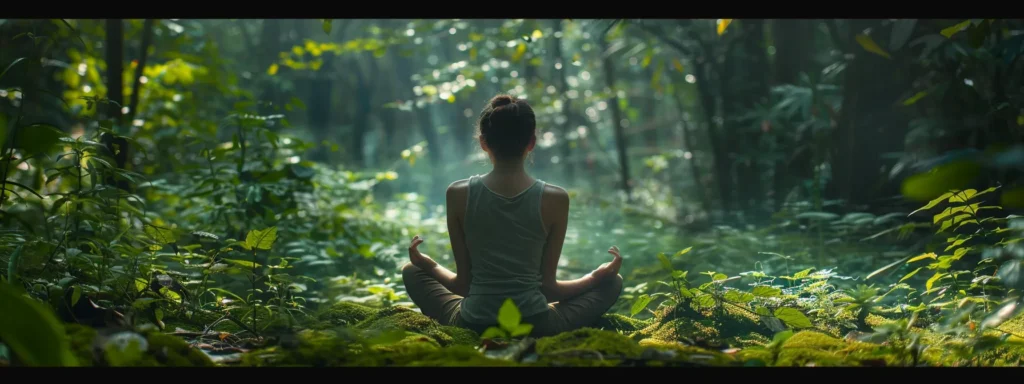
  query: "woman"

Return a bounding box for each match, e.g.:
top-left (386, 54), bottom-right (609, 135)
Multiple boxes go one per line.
top-left (401, 94), bottom-right (624, 338)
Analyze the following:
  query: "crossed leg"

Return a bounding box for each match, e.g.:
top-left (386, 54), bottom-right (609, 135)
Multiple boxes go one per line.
top-left (401, 263), bottom-right (623, 337)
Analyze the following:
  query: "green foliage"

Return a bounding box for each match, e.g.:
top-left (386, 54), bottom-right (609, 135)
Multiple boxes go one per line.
top-left (481, 299), bottom-right (533, 339)
top-left (0, 282), bottom-right (78, 366)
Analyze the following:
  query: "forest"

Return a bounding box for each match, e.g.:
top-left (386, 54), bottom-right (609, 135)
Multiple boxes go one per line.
top-left (1, 18), bottom-right (1023, 367)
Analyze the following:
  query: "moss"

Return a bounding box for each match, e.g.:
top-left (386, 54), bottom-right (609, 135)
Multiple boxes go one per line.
top-left (773, 330), bottom-right (887, 367)
top-left (363, 345), bottom-right (517, 367)
top-left (1000, 312), bottom-right (1024, 344)
top-left (637, 317), bottom-right (722, 346)
top-left (315, 301), bottom-right (379, 327)
top-left (64, 324), bottom-right (98, 366)
top-left (439, 325), bottom-right (480, 346)
top-left (735, 348), bottom-right (774, 364)
top-left (594, 313), bottom-right (651, 334)
top-left (636, 338), bottom-right (738, 366)
top-left (356, 309), bottom-right (475, 347)
top-left (865, 313), bottom-right (898, 328)
top-left (535, 328), bottom-right (644, 361)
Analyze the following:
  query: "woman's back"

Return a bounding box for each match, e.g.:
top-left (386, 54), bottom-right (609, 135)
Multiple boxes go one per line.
top-left (458, 174), bottom-right (550, 324)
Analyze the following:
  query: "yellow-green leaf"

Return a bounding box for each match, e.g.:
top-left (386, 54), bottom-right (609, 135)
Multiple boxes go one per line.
top-left (641, 51), bottom-right (653, 68)
top-left (926, 272), bottom-right (946, 291)
top-left (245, 227), bottom-right (278, 251)
top-left (512, 43), bottom-right (527, 62)
top-left (948, 189), bottom-right (978, 203)
top-left (899, 267), bottom-right (922, 283)
top-left (717, 19), bottom-right (732, 36)
top-left (902, 91), bottom-right (928, 106)
top-left (497, 298), bottom-right (521, 331)
top-left (531, 29), bottom-right (543, 40)
top-left (855, 34), bottom-right (892, 59)
top-left (941, 20), bottom-right (971, 38)
top-left (322, 19), bottom-right (333, 35)
top-left (752, 285), bottom-right (781, 298)
top-left (774, 307), bottom-right (812, 329)
top-left (675, 247), bottom-right (693, 257)
top-left (908, 252), bottom-right (937, 263)
top-left (631, 294), bottom-right (652, 316)
top-left (657, 253), bottom-right (672, 272)
top-left (511, 323), bottom-right (533, 337)
top-left (267, 63), bottom-right (279, 76)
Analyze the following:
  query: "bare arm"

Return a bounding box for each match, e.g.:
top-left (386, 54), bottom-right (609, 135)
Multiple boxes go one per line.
top-left (413, 181), bottom-right (471, 296)
top-left (539, 187), bottom-right (621, 303)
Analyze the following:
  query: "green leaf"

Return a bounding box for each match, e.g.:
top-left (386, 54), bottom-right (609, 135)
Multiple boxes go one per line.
top-left (497, 298), bottom-right (521, 332)
top-left (694, 294), bottom-right (716, 308)
top-left (671, 270), bottom-right (687, 280)
top-left (6, 244), bottom-right (22, 285)
top-left (631, 294), bottom-right (652, 316)
top-left (70, 286), bottom-right (81, 306)
top-left (855, 34), bottom-right (892, 59)
top-left (17, 124), bottom-right (67, 156)
top-left (245, 227), bottom-right (278, 250)
top-left (926, 272), bottom-right (946, 291)
top-left (908, 252), bottom-right (937, 263)
top-left (0, 282), bottom-right (79, 366)
top-left (902, 91), bottom-right (928, 106)
top-left (712, 273), bottom-right (728, 282)
top-left (899, 268), bottom-right (922, 283)
top-left (675, 247), bottom-right (693, 257)
top-left (909, 192), bottom-right (954, 216)
top-left (322, 19), bottom-right (333, 35)
top-left (221, 259), bottom-right (261, 269)
top-left (724, 290), bottom-right (755, 304)
top-left (0, 57), bottom-right (26, 82)
top-left (773, 307), bottom-right (812, 329)
top-left (480, 327), bottom-right (507, 340)
top-left (679, 287), bottom-right (694, 298)
top-left (793, 268), bottom-right (813, 279)
top-left (657, 253), bottom-right (672, 272)
top-left (867, 255), bottom-right (912, 280)
top-left (752, 285), bottom-right (781, 298)
top-left (145, 226), bottom-right (177, 244)
top-left (511, 323), bottom-right (533, 337)
top-left (941, 20), bottom-right (971, 38)
top-left (154, 308), bottom-right (164, 323)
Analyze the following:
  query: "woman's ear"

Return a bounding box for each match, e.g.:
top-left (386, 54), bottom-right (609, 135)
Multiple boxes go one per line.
top-left (479, 137), bottom-right (490, 154)
top-left (525, 135), bottom-right (536, 154)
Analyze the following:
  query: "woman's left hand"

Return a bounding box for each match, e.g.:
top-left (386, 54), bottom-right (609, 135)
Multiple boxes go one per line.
top-left (408, 235), bottom-right (438, 270)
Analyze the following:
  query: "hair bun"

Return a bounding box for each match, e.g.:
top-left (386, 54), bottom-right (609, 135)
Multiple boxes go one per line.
top-left (490, 95), bottom-right (515, 108)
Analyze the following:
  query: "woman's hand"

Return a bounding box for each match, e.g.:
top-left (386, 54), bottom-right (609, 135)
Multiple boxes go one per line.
top-left (590, 246), bottom-right (622, 281)
top-left (408, 235), bottom-right (438, 270)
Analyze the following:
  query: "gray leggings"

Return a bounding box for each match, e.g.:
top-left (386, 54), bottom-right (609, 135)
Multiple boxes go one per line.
top-left (401, 263), bottom-right (623, 337)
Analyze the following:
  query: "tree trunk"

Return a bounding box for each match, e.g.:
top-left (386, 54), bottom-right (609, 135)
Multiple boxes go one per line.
top-left (600, 39), bottom-right (632, 201)
top-left (551, 19), bottom-right (576, 183)
top-left (831, 19), bottom-right (911, 207)
top-left (771, 19), bottom-right (816, 211)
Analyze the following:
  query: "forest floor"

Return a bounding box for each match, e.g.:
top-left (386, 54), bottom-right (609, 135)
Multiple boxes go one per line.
top-left (51, 216), bottom-right (1024, 367)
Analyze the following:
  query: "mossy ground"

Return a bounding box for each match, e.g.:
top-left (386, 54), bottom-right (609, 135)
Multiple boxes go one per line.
top-left (57, 301), bottom-right (1024, 367)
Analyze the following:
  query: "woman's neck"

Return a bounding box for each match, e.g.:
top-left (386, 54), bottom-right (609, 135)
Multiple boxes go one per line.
top-left (489, 161), bottom-right (526, 176)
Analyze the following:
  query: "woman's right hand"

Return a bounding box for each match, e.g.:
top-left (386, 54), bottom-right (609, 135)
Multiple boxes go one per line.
top-left (591, 246), bottom-right (622, 281)
top-left (408, 235), bottom-right (438, 270)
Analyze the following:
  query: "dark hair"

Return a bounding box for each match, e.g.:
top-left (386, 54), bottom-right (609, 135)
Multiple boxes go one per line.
top-left (476, 94), bottom-right (536, 161)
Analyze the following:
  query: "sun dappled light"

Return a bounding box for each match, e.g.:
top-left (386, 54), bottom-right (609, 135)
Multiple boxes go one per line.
top-left (1, 17), bottom-right (1016, 369)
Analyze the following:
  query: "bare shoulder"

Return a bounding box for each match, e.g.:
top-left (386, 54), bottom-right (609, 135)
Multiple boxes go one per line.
top-left (446, 178), bottom-right (471, 210)
top-left (541, 183), bottom-right (570, 211)
top-left (447, 178), bottom-right (471, 195)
